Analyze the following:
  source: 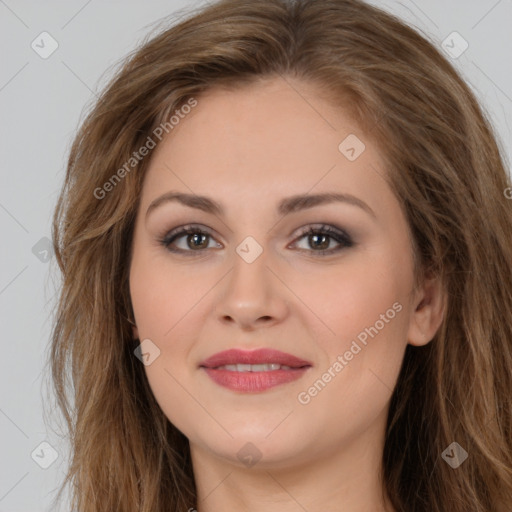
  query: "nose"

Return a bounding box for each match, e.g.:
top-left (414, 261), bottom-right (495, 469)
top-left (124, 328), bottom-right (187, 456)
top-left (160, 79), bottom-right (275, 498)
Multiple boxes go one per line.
top-left (214, 250), bottom-right (289, 331)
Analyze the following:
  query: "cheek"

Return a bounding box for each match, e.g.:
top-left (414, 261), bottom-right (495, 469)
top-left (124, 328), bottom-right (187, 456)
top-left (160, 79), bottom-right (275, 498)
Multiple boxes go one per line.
top-left (130, 262), bottom-right (201, 434)
top-left (292, 254), bottom-right (410, 415)
top-left (292, 251), bottom-right (410, 349)
top-left (130, 248), bottom-right (211, 339)
top-left (129, 252), bottom-right (215, 427)
top-left (281, 264), bottom-right (409, 459)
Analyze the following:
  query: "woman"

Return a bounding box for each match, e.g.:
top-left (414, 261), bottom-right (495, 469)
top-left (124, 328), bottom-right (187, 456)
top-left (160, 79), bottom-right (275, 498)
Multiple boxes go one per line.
top-left (49, 0), bottom-right (512, 510)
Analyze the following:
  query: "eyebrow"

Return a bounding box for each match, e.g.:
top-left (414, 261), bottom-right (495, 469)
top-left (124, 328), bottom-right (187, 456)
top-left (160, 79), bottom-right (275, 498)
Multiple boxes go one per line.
top-left (145, 191), bottom-right (376, 220)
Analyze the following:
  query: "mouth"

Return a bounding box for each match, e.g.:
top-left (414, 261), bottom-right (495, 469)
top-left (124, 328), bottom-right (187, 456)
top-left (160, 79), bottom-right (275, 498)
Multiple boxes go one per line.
top-left (199, 348), bottom-right (312, 392)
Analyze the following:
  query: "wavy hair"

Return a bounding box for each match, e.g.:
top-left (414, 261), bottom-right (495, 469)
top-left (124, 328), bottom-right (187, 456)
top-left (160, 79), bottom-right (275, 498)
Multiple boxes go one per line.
top-left (48, 0), bottom-right (512, 510)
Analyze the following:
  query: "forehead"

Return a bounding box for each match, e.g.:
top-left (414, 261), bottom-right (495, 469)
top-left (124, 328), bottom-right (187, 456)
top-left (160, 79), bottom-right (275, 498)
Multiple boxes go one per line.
top-left (142, 75), bottom-right (389, 210)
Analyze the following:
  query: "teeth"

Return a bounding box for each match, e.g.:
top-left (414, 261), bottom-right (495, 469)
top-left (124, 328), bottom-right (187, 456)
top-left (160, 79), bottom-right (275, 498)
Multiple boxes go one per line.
top-left (215, 363), bottom-right (293, 372)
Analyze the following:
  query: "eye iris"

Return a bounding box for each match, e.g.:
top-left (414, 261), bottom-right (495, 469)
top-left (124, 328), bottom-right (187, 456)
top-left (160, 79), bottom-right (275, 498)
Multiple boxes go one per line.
top-left (309, 233), bottom-right (329, 250)
top-left (188, 233), bottom-right (208, 250)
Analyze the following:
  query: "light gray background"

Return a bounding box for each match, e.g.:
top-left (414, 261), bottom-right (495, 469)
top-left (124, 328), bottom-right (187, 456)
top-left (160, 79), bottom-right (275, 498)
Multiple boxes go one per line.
top-left (1, 0), bottom-right (511, 510)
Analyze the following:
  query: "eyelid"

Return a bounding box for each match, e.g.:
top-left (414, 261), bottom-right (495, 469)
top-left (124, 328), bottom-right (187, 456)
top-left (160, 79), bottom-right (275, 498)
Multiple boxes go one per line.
top-left (161, 223), bottom-right (214, 241)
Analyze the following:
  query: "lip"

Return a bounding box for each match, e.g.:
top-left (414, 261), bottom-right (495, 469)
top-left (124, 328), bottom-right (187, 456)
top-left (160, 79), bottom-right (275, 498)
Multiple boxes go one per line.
top-left (199, 348), bottom-right (312, 393)
top-left (199, 348), bottom-right (312, 369)
top-left (202, 367), bottom-right (310, 392)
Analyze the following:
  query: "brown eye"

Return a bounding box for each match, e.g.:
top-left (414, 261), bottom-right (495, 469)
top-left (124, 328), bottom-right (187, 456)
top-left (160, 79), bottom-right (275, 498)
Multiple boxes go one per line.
top-left (161, 225), bottom-right (221, 255)
top-left (160, 223), bottom-right (353, 257)
top-left (291, 224), bottom-right (354, 255)
top-left (183, 232), bottom-right (210, 250)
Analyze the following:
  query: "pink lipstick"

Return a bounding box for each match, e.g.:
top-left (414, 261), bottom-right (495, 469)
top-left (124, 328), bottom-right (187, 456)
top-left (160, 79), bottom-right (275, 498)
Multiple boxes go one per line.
top-left (199, 348), bottom-right (312, 392)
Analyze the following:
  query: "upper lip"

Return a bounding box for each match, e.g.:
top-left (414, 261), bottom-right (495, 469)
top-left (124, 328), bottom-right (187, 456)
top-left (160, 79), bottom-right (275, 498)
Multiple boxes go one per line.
top-left (199, 348), bottom-right (312, 369)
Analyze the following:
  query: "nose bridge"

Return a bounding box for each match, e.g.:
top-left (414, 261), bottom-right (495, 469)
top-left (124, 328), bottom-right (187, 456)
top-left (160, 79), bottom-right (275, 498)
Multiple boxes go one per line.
top-left (215, 237), bottom-right (289, 327)
top-left (227, 240), bottom-right (271, 302)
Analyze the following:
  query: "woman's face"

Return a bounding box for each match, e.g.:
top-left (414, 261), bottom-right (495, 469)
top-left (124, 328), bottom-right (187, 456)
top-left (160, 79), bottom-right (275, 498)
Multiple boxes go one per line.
top-left (129, 76), bottom-right (433, 470)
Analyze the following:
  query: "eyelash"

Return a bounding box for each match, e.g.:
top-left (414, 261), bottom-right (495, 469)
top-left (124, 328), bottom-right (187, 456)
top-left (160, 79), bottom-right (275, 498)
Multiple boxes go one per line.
top-left (159, 223), bottom-right (354, 257)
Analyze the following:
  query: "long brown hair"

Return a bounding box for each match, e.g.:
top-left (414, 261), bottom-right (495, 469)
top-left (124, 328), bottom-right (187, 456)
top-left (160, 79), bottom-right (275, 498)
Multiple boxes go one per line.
top-left (48, 0), bottom-right (512, 510)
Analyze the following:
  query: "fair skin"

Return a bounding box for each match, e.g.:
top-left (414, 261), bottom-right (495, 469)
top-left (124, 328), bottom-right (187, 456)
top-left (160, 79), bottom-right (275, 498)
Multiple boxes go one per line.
top-left (129, 75), bottom-right (445, 512)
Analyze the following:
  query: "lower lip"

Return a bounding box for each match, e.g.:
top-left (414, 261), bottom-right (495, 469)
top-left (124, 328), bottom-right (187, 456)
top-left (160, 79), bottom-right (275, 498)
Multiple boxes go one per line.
top-left (201, 367), bottom-right (310, 392)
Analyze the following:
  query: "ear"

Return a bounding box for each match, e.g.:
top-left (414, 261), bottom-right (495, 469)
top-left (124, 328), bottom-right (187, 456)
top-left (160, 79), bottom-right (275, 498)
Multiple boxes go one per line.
top-left (407, 273), bottom-right (446, 346)
top-left (132, 324), bottom-right (139, 340)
